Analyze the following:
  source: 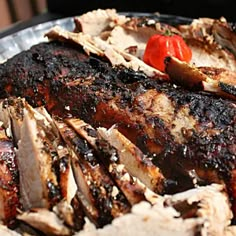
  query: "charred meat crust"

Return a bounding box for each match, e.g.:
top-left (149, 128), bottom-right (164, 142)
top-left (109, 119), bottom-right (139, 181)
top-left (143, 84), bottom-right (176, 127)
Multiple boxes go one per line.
top-left (0, 127), bottom-right (19, 226)
top-left (0, 41), bottom-right (236, 215)
top-left (65, 118), bottom-right (161, 204)
top-left (54, 119), bottom-right (131, 227)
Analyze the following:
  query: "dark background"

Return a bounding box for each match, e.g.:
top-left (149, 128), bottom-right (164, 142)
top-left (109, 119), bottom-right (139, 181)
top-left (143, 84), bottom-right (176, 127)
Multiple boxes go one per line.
top-left (0, 0), bottom-right (235, 39)
top-left (47, 0), bottom-right (235, 21)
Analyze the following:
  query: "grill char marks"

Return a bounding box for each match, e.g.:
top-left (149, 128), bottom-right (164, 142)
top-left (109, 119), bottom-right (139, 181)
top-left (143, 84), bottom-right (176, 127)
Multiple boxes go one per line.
top-left (54, 119), bottom-right (131, 227)
top-left (0, 42), bottom-right (236, 214)
top-left (0, 98), bottom-right (62, 210)
top-left (0, 126), bottom-right (19, 226)
top-left (65, 118), bottom-right (162, 205)
top-left (0, 41), bottom-right (90, 108)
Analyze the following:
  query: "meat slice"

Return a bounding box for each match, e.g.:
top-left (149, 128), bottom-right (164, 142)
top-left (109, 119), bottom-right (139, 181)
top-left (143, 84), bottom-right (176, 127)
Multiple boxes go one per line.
top-left (0, 98), bottom-right (61, 210)
top-left (74, 9), bottom-right (128, 36)
top-left (0, 225), bottom-right (21, 236)
top-left (18, 107), bottom-right (61, 209)
top-left (54, 119), bottom-right (131, 227)
top-left (66, 118), bottom-right (164, 193)
top-left (77, 184), bottom-right (233, 236)
top-left (35, 107), bottom-right (78, 205)
top-left (45, 26), bottom-right (168, 80)
top-left (164, 184), bottom-right (232, 235)
top-left (107, 20), bottom-right (180, 59)
top-left (65, 118), bottom-right (161, 205)
top-left (97, 126), bottom-right (164, 193)
top-left (17, 208), bottom-right (71, 236)
top-left (186, 38), bottom-right (236, 71)
top-left (178, 17), bottom-right (236, 71)
top-left (32, 107), bottom-right (84, 230)
top-left (0, 125), bottom-right (19, 226)
top-left (213, 19), bottom-right (236, 58)
top-left (164, 56), bottom-right (236, 100)
top-left (179, 17), bottom-right (236, 58)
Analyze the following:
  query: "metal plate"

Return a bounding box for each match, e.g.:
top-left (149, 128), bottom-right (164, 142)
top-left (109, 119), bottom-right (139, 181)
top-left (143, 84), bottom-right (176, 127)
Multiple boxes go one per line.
top-left (0, 17), bottom-right (74, 62)
top-left (0, 13), bottom-right (192, 62)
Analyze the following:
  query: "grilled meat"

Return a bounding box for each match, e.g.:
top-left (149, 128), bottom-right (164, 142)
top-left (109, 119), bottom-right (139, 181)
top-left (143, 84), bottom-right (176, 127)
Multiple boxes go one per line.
top-left (0, 124), bottom-right (19, 226)
top-left (0, 41), bottom-right (235, 208)
top-left (165, 56), bottom-right (236, 100)
top-left (178, 17), bottom-right (236, 71)
top-left (77, 184), bottom-right (234, 236)
top-left (179, 17), bottom-right (236, 58)
top-left (54, 119), bottom-right (131, 227)
top-left (17, 208), bottom-right (71, 236)
top-left (74, 9), bottom-right (236, 74)
top-left (0, 98), bottom-right (62, 210)
top-left (45, 26), bottom-right (168, 79)
top-left (1, 9), bottom-right (236, 235)
top-left (66, 118), bottom-right (161, 205)
top-left (74, 9), bottom-right (128, 36)
top-left (66, 118), bottom-right (164, 193)
top-left (0, 41), bottom-right (89, 108)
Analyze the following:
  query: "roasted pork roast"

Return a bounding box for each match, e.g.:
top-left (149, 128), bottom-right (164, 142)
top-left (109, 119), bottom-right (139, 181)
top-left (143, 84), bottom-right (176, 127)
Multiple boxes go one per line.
top-left (0, 9), bottom-right (236, 235)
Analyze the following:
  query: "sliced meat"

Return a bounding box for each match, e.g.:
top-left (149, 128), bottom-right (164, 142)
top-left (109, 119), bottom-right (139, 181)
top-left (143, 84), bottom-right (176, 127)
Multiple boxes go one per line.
top-left (179, 17), bottom-right (236, 58)
top-left (74, 9), bottom-right (128, 36)
top-left (45, 26), bottom-right (168, 80)
top-left (17, 208), bottom-right (71, 236)
top-left (0, 225), bottom-right (21, 236)
top-left (66, 118), bottom-right (164, 193)
top-left (186, 38), bottom-right (236, 72)
top-left (178, 17), bottom-right (216, 41)
top-left (97, 126), bottom-right (164, 193)
top-left (165, 56), bottom-right (236, 100)
top-left (0, 98), bottom-right (62, 210)
top-left (0, 126), bottom-right (19, 226)
top-left (213, 19), bottom-right (236, 58)
top-left (35, 106), bottom-right (78, 206)
top-left (77, 184), bottom-right (232, 236)
top-left (178, 17), bottom-right (236, 71)
top-left (66, 118), bottom-right (161, 205)
top-left (164, 184), bottom-right (232, 235)
top-left (54, 119), bottom-right (131, 227)
top-left (108, 25), bottom-right (152, 58)
top-left (56, 151), bottom-right (77, 204)
top-left (107, 20), bottom-right (180, 59)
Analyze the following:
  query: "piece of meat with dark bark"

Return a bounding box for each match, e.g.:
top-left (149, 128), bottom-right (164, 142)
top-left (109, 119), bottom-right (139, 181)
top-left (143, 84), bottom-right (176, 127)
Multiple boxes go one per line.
top-left (54, 119), bottom-right (131, 227)
top-left (164, 56), bottom-right (236, 100)
top-left (0, 125), bottom-right (19, 226)
top-left (45, 26), bottom-right (168, 80)
top-left (0, 42), bottom-right (235, 217)
top-left (66, 118), bottom-right (164, 193)
top-left (0, 98), bottom-right (62, 210)
top-left (0, 41), bottom-right (89, 108)
top-left (65, 118), bottom-right (161, 205)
